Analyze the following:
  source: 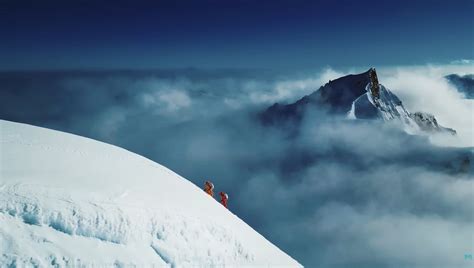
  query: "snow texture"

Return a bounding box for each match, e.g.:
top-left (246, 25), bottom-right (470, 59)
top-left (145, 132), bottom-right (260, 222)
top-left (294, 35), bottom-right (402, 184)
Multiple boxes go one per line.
top-left (0, 120), bottom-right (301, 267)
top-left (351, 82), bottom-right (455, 135)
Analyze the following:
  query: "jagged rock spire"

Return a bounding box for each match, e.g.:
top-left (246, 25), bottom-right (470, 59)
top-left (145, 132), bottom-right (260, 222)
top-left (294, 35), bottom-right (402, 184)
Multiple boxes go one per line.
top-left (369, 68), bottom-right (380, 99)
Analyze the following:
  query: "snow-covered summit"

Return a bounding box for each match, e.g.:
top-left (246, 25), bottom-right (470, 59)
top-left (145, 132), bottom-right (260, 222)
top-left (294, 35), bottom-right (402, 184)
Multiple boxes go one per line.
top-left (0, 120), bottom-right (301, 267)
top-left (349, 68), bottom-right (456, 135)
top-left (261, 68), bottom-right (455, 136)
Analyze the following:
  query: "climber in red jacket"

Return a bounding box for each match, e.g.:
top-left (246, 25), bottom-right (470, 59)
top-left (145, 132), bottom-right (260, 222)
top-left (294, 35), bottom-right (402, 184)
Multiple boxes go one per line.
top-left (219, 192), bottom-right (228, 208)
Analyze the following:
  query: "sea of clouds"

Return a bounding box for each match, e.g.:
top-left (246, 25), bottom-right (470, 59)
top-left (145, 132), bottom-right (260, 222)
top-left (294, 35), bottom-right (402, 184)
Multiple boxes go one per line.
top-left (0, 62), bottom-right (472, 267)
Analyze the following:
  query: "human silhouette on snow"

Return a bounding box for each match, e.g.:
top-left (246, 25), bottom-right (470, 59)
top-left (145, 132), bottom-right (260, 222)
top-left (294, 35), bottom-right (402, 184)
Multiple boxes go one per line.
top-left (204, 180), bottom-right (214, 197)
top-left (220, 192), bottom-right (228, 208)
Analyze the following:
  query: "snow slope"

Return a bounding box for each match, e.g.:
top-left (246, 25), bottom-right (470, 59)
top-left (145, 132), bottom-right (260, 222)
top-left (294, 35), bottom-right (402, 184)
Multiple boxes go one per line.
top-left (0, 120), bottom-right (301, 267)
top-left (351, 80), bottom-right (456, 135)
top-left (352, 83), bottom-right (420, 133)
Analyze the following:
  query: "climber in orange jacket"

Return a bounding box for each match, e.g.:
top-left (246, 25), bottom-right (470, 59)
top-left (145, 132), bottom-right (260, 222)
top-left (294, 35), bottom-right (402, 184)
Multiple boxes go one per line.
top-left (204, 180), bottom-right (214, 197)
top-left (219, 192), bottom-right (228, 208)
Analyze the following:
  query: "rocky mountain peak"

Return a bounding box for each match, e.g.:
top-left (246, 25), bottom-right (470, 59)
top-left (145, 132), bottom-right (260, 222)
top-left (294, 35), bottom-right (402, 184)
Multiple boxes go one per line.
top-left (260, 68), bottom-right (456, 136)
top-left (368, 67), bottom-right (380, 99)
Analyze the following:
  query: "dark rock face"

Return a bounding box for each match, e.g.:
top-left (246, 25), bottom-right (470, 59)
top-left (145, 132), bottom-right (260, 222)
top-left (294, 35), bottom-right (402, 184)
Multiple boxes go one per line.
top-left (368, 68), bottom-right (380, 99)
top-left (353, 94), bottom-right (379, 119)
top-left (260, 69), bottom-right (371, 125)
top-left (445, 74), bottom-right (474, 99)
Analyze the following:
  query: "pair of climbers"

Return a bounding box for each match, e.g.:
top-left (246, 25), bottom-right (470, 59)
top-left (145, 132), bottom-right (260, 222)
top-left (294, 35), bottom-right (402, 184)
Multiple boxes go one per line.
top-left (203, 180), bottom-right (228, 209)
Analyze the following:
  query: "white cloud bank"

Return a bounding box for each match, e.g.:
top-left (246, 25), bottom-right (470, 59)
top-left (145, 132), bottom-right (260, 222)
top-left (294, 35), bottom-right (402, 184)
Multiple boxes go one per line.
top-left (377, 63), bottom-right (473, 147)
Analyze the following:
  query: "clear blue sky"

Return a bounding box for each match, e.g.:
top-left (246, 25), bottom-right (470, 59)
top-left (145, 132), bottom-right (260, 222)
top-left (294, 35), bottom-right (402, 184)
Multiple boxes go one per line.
top-left (1, 0), bottom-right (473, 70)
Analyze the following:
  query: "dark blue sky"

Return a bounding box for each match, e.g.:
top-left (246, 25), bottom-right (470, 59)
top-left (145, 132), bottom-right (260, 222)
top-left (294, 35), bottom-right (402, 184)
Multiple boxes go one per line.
top-left (1, 0), bottom-right (473, 70)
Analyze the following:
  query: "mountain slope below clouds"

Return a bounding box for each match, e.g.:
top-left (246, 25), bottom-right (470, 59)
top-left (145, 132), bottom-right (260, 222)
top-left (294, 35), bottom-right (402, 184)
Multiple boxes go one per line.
top-left (0, 119), bottom-right (301, 267)
top-left (445, 74), bottom-right (474, 99)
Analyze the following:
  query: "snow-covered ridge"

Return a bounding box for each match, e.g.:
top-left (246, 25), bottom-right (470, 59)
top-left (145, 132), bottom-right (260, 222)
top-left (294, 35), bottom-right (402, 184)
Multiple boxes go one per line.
top-left (0, 120), bottom-right (301, 267)
top-left (352, 83), bottom-right (420, 133)
top-left (261, 68), bottom-right (455, 137)
top-left (349, 68), bottom-right (456, 135)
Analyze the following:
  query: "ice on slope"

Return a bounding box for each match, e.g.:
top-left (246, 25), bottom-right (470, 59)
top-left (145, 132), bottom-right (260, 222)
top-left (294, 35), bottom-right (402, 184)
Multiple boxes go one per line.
top-left (351, 83), bottom-right (421, 133)
top-left (0, 120), bottom-right (301, 267)
top-left (347, 101), bottom-right (356, 119)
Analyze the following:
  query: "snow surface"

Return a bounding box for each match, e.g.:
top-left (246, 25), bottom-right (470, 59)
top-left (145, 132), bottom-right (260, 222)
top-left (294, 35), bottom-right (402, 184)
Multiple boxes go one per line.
top-left (350, 83), bottom-right (421, 134)
top-left (347, 81), bottom-right (456, 137)
top-left (0, 120), bottom-right (301, 267)
top-left (346, 101), bottom-right (356, 120)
